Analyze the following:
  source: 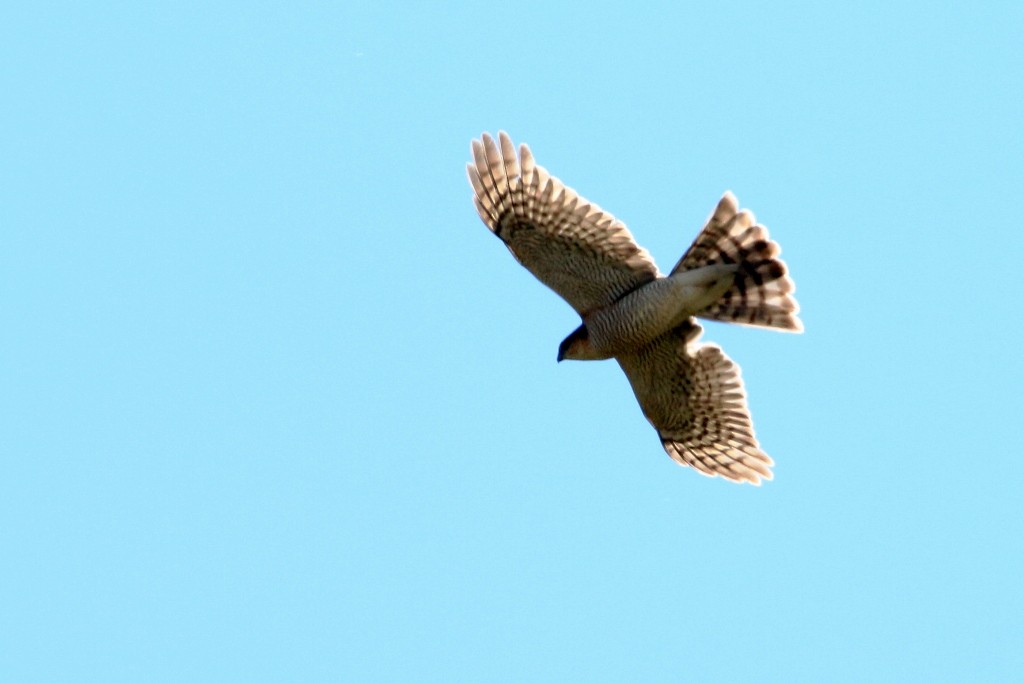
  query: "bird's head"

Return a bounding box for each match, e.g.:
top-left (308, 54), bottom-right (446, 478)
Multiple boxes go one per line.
top-left (557, 325), bottom-right (592, 362)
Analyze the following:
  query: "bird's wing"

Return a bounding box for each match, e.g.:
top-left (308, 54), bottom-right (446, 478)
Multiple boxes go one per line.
top-left (467, 132), bottom-right (659, 315)
top-left (616, 320), bottom-right (773, 485)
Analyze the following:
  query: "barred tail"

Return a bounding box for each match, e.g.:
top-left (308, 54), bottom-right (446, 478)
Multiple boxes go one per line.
top-left (671, 192), bottom-right (802, 332)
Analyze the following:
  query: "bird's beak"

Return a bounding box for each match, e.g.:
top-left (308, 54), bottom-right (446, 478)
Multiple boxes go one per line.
top-left (556, 349), bottom-right (565, 363)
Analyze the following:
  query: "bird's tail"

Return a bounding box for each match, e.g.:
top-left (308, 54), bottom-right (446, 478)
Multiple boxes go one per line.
top-left (670, 192), bottom-right (802, 332)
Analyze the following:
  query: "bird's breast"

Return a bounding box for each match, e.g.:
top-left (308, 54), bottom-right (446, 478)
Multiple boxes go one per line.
top-left (584, 278), bottom-right (692, 355)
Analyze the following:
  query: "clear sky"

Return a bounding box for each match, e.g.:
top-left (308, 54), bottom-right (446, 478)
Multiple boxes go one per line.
top-left (2, 2), bottom-right (1022, 681)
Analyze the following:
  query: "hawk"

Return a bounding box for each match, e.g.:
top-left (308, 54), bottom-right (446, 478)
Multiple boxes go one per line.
top-left (467, 132), bottom-right (801, 485)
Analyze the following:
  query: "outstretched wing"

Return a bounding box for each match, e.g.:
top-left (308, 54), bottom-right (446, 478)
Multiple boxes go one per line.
top-left (467, 132), bottom-right (659, 315)
top-left (616, 320), bottom-right (774, 485)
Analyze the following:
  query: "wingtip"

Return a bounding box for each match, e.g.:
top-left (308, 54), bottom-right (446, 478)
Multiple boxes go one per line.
top-left (466, 163), bottom-right (483, 193)
top-left (482, 132), bottom-right (500, 161)
top-left (472, 131), bottom-right (525, 173)
top-left (498, 131), bottom-right (518, 178)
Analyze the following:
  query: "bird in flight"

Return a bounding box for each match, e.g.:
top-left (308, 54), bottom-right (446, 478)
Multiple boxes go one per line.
top-left (467, 132), bottom-right (801, 485)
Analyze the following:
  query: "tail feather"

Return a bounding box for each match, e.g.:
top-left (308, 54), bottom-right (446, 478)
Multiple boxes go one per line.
top-left (672, 192), bottom-right (802, 332)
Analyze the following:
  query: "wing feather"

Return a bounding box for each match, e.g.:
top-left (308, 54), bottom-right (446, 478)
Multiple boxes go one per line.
top-left (467, 132), bottom-right (659, 315)
top-left (616, 320), bottom-right (774, 485)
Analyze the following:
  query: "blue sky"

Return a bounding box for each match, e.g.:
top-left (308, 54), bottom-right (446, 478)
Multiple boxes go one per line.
top-left (2, 1), bottom-right (1022, 680)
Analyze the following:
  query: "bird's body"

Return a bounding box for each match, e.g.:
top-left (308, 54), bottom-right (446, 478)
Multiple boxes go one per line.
top-left (467, 132), bottom-right (801, 485)
top-left (573, 265), bottom-right (739, 360)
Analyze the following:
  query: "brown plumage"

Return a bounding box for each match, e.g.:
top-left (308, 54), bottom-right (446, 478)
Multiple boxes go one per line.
top-left (468, 132), bottom-right (801, 485)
